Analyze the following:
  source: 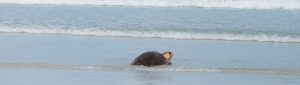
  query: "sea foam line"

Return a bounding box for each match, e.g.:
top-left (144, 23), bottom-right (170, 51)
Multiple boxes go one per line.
top-left (1, 27), bottom-right (300, 43)
top-left (0, 0), bottom-right (300, 9)
top-left (1, 63), bottom-right (300, 75)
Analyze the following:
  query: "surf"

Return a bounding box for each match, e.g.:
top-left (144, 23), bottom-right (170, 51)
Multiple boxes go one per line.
top-left (0, 0), bottom-right (300, 9)
top-left (1, 63), bottom-right (300, 75)
top-left (0, 27), bottom-right (300, 43)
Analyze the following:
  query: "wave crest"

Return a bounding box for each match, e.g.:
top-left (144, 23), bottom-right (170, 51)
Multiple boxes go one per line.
top-left (1, 27), bottom-right (300, 43)
top-left (0, 0), bottom-right (300, 9)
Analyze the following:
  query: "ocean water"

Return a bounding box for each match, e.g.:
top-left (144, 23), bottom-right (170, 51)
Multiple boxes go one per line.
top-left (1, 0), bottom-right (300, 85)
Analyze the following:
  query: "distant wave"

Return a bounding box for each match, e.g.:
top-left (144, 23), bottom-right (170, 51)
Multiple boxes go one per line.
top-left (1, 63), bottom-right (300, 75)
top-left (1, 27), bottom-right (300, 43)
top-left (0, 0), bottom-right (300, 9)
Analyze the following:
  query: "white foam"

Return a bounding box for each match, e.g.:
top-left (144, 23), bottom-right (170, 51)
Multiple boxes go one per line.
top-left (1, 27), bottom-right (300, 43)
top-left (0, 0), bottom-right (300, 9)
top-left (1, 63), bottom-right (300, 75)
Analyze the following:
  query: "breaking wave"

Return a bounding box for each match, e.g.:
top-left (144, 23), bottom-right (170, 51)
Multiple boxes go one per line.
top-left (0, 63), bottom-right (300, 75)
top-left (0, 27), bottom-right (300, 43)
top-left (0, 0), bottom-right (300, 9)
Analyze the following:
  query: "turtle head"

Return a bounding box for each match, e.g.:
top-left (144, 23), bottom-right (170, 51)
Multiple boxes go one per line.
top-left (162, 51), bottom-right (173, 61)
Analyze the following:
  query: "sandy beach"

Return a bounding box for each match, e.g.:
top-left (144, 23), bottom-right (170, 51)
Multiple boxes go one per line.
top-left (1, 33), bottom-right (300, 85)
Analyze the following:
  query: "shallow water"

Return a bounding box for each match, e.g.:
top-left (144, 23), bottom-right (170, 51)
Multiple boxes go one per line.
top-left (1, 1), bottom-right (300, 85)
top-left (1, 4), bottom-right (300, 42)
